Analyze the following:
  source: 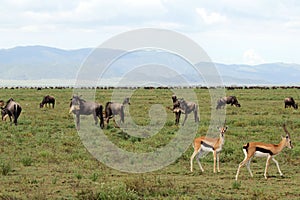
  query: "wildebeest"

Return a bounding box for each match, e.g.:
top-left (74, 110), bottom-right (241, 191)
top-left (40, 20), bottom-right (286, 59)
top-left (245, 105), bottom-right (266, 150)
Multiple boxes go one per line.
top-left (40, 95), bottom-right (55, 108)
top-left (69, 96), bottom-right (104, 130)
top-left (1, 98), bottom-right (22, 125)
top-left (172, 95), bottom-right (182, 125)
top-left (284, 97), bottom-right (298, 109)
top-left (216, 96), bottom-right (241, 109)
top-left (172, 95), bottom-right (199, 126)
top-left (105, 97), bottom-right (130, 128)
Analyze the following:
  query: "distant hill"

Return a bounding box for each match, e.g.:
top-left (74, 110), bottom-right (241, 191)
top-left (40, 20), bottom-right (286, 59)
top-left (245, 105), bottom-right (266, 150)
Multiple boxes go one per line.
top-left (215, 63), bottom-right (300, 85)
top-left (0, 45), bottom-right (299, 86)
top-left (0, 46), bottom-right (91, 80)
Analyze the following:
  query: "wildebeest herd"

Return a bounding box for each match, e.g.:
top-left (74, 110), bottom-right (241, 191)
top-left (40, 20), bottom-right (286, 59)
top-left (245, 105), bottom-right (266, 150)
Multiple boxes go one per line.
top-left (0, 93), bottom-right (296, 180)
top-left (1, 94), bottom-right (297, 127)
top-left (0, 95), bottom-right (130, 129)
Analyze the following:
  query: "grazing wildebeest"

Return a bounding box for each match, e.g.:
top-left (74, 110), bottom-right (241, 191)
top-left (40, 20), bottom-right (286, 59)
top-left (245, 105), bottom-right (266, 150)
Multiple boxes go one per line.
top-left (284, 97), bottom-right (298, 109)
top-left (105, 97), bottom-right (130, 128)
top-left (69, 96), bottom-right (104, 130)
top-left (1, 98), bottom-right (22, 125)
top-left (216, 96), bottom-right (241, 109)
top-left (172, 95), bottom-right (199, 126)
top-left (40, 95), bottom-right (55, 108)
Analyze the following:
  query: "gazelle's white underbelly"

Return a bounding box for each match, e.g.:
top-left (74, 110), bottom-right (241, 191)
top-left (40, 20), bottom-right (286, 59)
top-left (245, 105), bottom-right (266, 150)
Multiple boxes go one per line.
top-left (254, 151), bottom-right (270, 157)
top-left (199, 146), bottom-right (222, 153)
top-left (200, 145), bottom-right (214, 152)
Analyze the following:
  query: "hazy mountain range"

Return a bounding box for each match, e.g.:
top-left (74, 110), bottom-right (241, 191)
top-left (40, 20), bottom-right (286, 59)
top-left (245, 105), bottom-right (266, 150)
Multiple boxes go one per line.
top-left (0, 45), bottom-right (299, 86)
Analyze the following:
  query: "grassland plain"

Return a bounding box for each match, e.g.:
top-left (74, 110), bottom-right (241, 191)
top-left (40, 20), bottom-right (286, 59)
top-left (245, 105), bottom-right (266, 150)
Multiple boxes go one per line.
top-left (0, 87), bottom-right (299, 199)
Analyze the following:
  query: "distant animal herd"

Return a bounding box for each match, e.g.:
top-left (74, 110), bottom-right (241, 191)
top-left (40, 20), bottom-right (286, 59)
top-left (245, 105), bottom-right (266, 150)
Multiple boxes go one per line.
top-left (0, 91), bottom-right (296, 180)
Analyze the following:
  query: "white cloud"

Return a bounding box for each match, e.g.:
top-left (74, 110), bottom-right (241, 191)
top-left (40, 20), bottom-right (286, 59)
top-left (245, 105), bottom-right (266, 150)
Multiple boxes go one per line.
top-left (1, 0), bottom-right (300, 64)
top-left (243, 49), bottom-right (265, 65)
top-left (0, 0), bottom-right (168, 27)
top-left (285, 19), bottom-right (300, 29)
top-left (196, 8), bottom-right (228, 24)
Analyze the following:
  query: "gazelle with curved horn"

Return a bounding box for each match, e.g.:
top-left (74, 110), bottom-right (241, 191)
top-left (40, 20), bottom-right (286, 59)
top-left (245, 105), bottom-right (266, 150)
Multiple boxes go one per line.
top-left (190, 123), bottom-right (228, 173)
top-left (235, 124), bottom-right (293, 180)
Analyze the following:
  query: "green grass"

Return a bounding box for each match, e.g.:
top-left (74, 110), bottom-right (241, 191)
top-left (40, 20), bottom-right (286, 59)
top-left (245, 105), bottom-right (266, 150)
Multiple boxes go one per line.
top-left (0, 87), bottom-right (299, 199)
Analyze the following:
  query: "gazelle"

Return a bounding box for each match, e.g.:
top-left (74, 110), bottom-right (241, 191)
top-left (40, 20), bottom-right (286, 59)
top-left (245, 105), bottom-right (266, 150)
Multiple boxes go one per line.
top-left (235, 124), bottom-right (293, 180)
top-left (190, 125), bottom-right (228, 173)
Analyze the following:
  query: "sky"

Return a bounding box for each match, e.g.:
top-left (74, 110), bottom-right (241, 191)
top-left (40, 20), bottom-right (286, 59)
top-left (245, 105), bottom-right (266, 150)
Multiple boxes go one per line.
top-left (1, 0), bottom-right (300, 65)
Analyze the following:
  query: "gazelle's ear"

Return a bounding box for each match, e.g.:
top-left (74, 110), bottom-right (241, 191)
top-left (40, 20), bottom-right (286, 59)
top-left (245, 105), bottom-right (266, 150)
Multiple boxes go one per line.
top-left (217, 126), bottom-right (228, 130)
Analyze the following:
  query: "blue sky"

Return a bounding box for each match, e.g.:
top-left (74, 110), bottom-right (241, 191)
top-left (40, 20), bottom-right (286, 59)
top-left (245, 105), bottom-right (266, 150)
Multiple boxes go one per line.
top-left (1, 0), bottom-right (300, 65)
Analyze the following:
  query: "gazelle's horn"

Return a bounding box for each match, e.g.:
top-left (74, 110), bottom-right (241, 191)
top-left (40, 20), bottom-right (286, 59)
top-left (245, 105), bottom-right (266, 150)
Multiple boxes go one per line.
top-left (283, 124), bottom-right (291, 138)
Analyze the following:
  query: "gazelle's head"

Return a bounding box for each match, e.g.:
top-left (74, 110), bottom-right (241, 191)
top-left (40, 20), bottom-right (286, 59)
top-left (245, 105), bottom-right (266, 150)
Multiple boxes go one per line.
top-left (283, 124), bottom-right (293, 149)
top-left (217, 126), bottom-right (228, 137)
top-left (285, 135), bottom-right (293, 149)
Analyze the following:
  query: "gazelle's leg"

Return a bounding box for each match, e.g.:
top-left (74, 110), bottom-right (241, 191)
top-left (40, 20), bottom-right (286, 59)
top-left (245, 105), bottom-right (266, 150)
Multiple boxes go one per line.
top-left (272, 157), bottom-right (283, 176)
top-left (235, 156), bottom-right (250, 180)
top-left (246, 158), bottom-right (253, 177)
top-left (264, 155), bottom-right (272, 179)
top-left (190, 150), bottom-right (197, 172)
top-left (213, 151), bottom-right (217, 173)
top-left (217, 153), bottom-right (220, 172)
top-left (196, 151), bottom-right (204, 172)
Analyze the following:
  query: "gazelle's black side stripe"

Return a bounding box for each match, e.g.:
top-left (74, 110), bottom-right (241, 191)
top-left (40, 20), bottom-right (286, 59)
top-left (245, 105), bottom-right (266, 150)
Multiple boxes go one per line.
top-left (243, 143), bottom-right (274, 155)
top-left (255, 147), bottom-right (274, 155)
top-left (201, 141), bottom-right (214, 150)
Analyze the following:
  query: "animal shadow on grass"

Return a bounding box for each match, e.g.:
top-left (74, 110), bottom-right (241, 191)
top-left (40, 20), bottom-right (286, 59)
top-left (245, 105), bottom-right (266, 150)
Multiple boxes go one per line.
top-left (115, 130), bottom-right (142, 143)
top-left (117, 130), bottom-right (131, 140)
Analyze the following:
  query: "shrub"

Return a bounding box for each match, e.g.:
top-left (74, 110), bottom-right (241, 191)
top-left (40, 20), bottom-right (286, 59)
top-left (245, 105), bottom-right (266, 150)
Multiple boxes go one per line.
top-left (232, 181), bottom-right (241, 189)
top-left (1, 162), bottom-right (12, 176)
top-left (77, 182), bottom-right (139, 200)
top-left (21, 156), bottom-right (33, 166)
